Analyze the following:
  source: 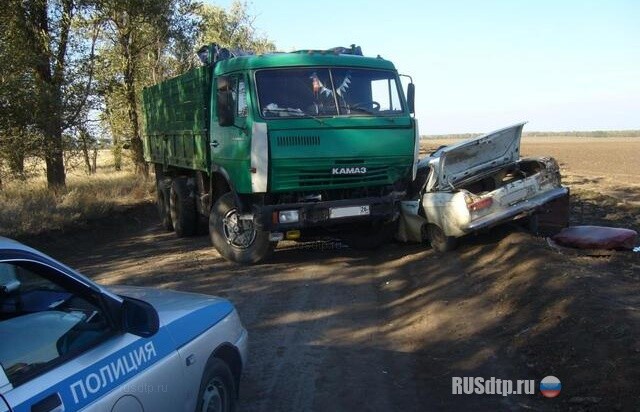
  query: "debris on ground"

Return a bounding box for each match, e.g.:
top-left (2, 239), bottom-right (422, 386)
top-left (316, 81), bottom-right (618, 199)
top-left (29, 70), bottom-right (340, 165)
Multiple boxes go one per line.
top-left (552, 225), bottom-right (638, 250)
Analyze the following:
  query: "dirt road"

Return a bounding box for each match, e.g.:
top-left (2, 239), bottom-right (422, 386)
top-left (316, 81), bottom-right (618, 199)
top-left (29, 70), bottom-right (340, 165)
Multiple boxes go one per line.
top-left (22, 136), bottom-right (639, 411)
top-left (29, 197), bottom-right (640, 411)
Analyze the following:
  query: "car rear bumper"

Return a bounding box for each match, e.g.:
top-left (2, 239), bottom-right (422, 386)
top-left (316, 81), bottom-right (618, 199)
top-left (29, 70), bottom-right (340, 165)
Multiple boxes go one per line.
top-left (463, 186), bottom-right (569, 232)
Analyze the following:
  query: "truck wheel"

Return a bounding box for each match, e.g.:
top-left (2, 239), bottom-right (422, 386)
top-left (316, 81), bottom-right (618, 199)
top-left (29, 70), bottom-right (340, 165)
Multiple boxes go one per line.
top-left (196, 357), bottom-right (236, 412)
top-left (169, 177), bottom-right (198, 237)
top-left (343, 219), bottom-right (397, 250)
top-left (209, 193), bottom-right (274, 264)
top-left (427, 224), bottom-right (458, 252)
top-left (156, 180), bottom-right (173, 231)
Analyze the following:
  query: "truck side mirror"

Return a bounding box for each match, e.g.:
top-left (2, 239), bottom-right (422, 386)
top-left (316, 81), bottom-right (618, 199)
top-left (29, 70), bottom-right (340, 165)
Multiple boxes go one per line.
top-left (407, 83), bottom-right (415, 114)
top-left (217, 76), bottom-right (235, 127)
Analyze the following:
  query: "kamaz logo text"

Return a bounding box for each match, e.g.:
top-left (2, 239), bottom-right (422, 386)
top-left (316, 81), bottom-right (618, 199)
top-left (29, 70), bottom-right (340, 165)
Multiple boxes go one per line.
top-left (331, 167), bottom-right (367, 175)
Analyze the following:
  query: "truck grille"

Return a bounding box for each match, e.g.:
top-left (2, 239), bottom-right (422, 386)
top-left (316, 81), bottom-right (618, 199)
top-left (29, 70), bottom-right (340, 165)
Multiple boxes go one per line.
top-left (276, 135), bottom-right (320, 146)
top-left (271, 158), bottom-right (403, 191)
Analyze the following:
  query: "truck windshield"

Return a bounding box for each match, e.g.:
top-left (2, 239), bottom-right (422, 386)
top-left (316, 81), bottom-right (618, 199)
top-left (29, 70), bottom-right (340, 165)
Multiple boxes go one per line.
top-left (256, 68), bottom-right (404, 118)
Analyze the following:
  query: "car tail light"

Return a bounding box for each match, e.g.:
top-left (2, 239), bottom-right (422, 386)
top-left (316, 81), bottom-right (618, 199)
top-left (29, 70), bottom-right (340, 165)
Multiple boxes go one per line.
top-left (468, 197), bottom-right (493, 212)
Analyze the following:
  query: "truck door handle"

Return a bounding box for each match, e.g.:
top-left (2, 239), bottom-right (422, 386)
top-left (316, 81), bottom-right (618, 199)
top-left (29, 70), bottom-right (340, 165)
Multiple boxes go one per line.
top-left (32, 393), bottom-right (64, 412)
top-left (211, 140), bottom-right (219, 148)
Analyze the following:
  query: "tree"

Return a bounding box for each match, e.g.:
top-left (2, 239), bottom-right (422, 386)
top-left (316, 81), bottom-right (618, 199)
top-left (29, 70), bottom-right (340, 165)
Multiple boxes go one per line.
top-left (14, 0), bottom-right (72, 189)
top-left (2, 0), bottom-right (100, 189)
top-left (95, 0), bottom-right (199, 176)
top-left (0, 3), bottom-right (40, 180)
top-left (197, 1), bottom-right (276, 53)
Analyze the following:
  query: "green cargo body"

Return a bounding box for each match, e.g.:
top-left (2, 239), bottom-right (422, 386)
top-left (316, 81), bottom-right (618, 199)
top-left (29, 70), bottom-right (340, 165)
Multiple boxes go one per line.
top-left (142, 47), bottom-right (418, 263)
top-left (143, 66), bottom-right (210, 172)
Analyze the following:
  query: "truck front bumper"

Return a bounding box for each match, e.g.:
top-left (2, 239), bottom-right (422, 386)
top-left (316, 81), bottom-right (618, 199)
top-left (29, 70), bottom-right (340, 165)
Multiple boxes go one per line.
top-left (253, 195), bottom-right (401, 232)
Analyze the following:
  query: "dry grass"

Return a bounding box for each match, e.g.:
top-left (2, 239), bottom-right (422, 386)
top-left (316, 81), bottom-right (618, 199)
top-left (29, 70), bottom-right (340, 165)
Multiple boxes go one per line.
top-left (0, 151), bottom-right (155, 238)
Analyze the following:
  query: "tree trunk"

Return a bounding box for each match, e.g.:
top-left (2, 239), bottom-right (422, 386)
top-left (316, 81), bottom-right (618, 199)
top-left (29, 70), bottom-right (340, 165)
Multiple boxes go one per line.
top-left (126, 86), bottom-right (147, 176)
top-left (24, 0), bottom-right (68, 189)
top-left (112, 143), bottom-right (122, 171)
top-left (123, 45), bottom-right (148, 176)
top-left (7, 152), bottom-right (25, 177)
top-left (91, 147), bottom-right (98, 173)
top-left (42, 91), bottom-right (66, 189)
top-left (80, 133), bottom-right (92, 174)
top-left (45, 144), bottom-right (66, 189)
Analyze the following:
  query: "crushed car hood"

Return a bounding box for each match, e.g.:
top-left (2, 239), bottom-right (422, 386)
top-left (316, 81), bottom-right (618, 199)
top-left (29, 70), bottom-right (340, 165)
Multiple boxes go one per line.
top-left (433, 122), bottom-right (526, 189)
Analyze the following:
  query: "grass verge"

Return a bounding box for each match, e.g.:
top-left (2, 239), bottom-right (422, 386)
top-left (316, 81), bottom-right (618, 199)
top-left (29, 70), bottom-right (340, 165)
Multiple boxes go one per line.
top-left (0, 158), bottom-right (154, 238)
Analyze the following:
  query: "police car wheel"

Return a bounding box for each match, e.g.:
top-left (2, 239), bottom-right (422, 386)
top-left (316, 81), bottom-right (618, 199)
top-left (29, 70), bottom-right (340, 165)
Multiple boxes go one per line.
top-left (209, 192), bottom-right (274, 264)
top-left (197, 358), bottom-right (236, 412)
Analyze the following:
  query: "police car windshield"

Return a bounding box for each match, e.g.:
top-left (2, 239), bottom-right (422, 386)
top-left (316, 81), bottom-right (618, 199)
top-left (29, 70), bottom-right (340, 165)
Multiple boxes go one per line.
top-left (256, 68), bottom-right (404, 118)
top-left (0, 262), bottom-right (111, 385)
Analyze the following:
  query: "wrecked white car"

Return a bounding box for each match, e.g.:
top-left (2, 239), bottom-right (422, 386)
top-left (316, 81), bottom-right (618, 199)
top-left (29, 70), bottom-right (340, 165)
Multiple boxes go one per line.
top-left (401, 122), bottom-right (570, 251)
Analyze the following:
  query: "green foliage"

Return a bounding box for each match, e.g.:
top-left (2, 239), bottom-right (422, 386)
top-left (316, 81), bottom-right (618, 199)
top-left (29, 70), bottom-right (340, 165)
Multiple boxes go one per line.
top-left (0, 0), bottom-right (103, 188)
top-left (197, 1), bottom-right (276, 53)
top-left (0, 3), bottom-right (41, 181)
top-left (0, 0), bottom-right (276, 188)
top-left (94, 0), bottom-right (202, 175)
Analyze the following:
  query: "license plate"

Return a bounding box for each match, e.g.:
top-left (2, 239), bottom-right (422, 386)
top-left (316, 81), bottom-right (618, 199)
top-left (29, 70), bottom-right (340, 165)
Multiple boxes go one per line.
top-left (330, 205), bottom-right (370, 219)
top-left (501, 188), bottom-right (529, 206)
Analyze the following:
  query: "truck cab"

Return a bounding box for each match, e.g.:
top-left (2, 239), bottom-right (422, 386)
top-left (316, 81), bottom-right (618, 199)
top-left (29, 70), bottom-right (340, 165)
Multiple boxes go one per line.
top-left (143, 45), bottom-right (418, 264)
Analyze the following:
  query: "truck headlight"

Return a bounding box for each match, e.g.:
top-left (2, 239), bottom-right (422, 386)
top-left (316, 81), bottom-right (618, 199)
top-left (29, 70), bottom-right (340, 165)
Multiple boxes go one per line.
top-left (278, 210), bottom-right (299, 223)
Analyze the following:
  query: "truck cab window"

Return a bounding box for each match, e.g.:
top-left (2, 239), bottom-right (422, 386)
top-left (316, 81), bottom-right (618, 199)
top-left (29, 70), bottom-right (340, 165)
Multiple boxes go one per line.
top-left (237, 78), bottom-right (248, 117)
top-left (371, 78), bottom-right (402, 111)
top-left (256, 68), bottom-right (404, 118)
top-left (0, 262), bottom-right (113, 386)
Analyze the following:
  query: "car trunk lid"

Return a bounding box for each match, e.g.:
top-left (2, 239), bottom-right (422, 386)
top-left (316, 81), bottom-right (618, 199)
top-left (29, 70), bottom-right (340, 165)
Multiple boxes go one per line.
top-left (436, 122), bottom-right (525, 189)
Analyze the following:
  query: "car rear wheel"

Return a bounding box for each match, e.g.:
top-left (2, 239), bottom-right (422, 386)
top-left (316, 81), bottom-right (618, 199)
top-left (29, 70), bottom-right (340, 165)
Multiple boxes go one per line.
top-left (427, 224), bottom-right (458, 252)
top-left (196, 357), bottom-right (236, 412)
top-left (209, 192), bottom-right (274, 264)
top-left (170, 177), bottom-right (197, 237)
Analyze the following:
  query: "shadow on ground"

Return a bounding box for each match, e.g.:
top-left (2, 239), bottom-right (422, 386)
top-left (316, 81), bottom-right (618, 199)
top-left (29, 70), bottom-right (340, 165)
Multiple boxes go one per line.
top-left (29, 203), bottom-right (640, 411)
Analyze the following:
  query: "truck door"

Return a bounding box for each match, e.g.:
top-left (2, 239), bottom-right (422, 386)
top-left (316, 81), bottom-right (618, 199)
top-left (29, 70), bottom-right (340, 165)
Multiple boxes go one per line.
top-left (210, 74), bottom-right (250, 166)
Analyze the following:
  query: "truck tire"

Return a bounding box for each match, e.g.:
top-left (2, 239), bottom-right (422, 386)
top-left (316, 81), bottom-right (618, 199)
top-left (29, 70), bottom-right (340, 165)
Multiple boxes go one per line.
top-left (209, 193), bottom-right (274, 264)
top-left (169, 177), bottom-right (198, 237)
top-left (427, 224), bottom-right (458, 252)
top-left (343, 219), bottom-right (397, 250)
top-left (156, 180), bottom-right (173, 231)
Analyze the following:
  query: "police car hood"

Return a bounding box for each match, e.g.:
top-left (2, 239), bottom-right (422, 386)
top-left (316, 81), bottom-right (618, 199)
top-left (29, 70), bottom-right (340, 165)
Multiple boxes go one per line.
top-left (109, 285), bottom-right (234, 332)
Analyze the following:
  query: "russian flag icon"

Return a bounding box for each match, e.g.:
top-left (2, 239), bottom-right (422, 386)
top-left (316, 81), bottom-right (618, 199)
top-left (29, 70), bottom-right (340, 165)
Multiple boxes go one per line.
top-left (540, 376), bottom-right (561, 398)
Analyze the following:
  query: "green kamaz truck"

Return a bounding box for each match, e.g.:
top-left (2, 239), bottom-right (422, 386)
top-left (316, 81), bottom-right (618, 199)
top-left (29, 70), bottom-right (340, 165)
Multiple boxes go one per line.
top-left (142, 44), bottom-right (419, 264)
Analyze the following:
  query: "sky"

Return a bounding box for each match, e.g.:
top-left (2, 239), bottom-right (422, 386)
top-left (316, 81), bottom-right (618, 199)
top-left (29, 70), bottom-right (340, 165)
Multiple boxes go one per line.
top-left (210, 0), bottom-right (640, 134)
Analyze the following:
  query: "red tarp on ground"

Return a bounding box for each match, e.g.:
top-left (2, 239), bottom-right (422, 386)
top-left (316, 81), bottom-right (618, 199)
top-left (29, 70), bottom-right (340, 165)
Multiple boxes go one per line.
top-left (552, 225), bottom-right (638, 250)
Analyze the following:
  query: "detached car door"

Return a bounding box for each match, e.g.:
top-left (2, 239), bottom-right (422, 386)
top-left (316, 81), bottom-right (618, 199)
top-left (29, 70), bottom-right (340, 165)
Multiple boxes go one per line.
top-left (0, 254), bottom-right (186, 412)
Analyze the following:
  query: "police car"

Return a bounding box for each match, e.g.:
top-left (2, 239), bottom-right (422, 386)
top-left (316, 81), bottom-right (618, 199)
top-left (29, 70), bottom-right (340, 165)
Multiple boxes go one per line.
top-left (0, 238), bottom-right (247, 412)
